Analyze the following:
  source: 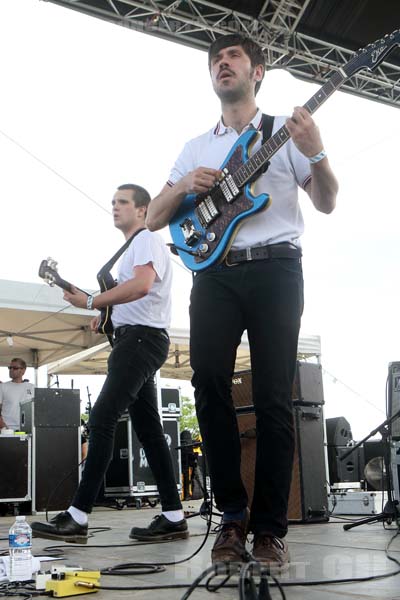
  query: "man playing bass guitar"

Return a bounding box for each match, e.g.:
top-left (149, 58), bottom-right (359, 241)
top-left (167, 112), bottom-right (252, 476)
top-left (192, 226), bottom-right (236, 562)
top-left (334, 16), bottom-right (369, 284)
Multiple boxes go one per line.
top-left (32, 183), bottom-right (188, 543)
top-left (146, 34), bottom-right (338, 570)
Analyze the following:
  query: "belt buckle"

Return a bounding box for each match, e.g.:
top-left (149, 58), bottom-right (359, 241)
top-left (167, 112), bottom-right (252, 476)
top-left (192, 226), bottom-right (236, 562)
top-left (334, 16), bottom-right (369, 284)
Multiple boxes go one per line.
top-left (224, 252), bottom-right (238, 267)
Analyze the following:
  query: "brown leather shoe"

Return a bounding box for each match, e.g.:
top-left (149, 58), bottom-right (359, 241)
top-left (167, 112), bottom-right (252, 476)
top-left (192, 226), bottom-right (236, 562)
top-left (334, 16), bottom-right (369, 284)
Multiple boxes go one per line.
top-left (211, 508), bottom-right (250, 564)
top-left (252, 533), bottom-right (290, 572)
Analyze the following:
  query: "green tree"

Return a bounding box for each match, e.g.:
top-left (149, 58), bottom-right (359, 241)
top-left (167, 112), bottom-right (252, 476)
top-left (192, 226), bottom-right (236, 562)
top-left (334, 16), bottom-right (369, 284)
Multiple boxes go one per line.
top-left (179, 395), bottom-right (200, 438)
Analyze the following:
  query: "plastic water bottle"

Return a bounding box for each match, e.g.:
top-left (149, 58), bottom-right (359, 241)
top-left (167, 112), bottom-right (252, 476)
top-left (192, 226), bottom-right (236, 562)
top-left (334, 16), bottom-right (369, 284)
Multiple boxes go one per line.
top-left (9, 516), bottom-right (32, 582)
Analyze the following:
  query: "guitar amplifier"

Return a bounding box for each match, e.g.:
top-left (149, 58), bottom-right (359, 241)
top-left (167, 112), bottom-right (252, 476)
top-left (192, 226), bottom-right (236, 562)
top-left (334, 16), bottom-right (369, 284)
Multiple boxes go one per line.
top-left (233, 363), bottom-right (324, 407)
top-left (232, 372), bottom-right (328, 523)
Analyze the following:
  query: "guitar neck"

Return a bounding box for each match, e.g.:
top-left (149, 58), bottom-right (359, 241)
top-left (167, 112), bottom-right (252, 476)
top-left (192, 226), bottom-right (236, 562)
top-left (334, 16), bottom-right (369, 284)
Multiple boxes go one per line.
top-left (54, 276), bottom-right (88, 297)
top-left (235, 70), bottom-right (346, 187)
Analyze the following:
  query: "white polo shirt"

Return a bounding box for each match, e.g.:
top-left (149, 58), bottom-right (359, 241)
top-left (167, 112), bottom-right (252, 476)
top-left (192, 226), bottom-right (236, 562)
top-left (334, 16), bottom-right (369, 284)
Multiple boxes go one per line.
top-left (167, 109), bottom-right (312, 250)
top-left (111, 229), bottom-right (172, 329)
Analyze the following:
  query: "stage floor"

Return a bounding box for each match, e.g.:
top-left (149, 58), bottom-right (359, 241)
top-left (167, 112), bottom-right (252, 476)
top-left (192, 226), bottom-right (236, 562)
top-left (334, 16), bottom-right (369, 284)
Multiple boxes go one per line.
top-left (1, 500), bottom-right (400, 599)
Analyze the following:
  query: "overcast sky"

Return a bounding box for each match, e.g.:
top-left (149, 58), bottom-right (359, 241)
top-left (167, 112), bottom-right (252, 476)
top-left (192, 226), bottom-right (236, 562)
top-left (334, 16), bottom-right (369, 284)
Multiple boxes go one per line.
top-left (1, 0), bottom-right (400, 439)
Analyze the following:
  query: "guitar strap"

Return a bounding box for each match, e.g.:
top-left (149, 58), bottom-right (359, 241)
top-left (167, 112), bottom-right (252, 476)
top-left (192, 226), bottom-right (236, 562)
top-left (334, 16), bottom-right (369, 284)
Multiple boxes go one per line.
top-left (259, 113), bottom-right (274, 175)
top-left (261, 113), bottom-right (274, 143)
top-left (98, 227), bottom-right (146, 276)
top-left (96, 227), bottom-right (146, 347)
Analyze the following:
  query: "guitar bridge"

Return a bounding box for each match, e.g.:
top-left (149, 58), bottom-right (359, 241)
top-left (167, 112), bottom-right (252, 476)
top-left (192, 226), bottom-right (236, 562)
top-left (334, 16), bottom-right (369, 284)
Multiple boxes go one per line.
top-left (180, 218), bottom-right (202, 247)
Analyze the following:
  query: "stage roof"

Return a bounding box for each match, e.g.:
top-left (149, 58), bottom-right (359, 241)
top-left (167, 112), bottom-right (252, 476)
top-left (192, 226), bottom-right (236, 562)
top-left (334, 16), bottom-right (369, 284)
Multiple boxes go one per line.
top-left (43, 0), bottom-right (400, 108)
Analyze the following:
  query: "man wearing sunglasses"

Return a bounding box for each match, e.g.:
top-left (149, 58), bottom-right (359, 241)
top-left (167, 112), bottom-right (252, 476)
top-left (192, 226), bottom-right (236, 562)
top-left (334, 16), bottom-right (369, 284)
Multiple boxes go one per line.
top-left (0, 358), bottom-right (34, 431)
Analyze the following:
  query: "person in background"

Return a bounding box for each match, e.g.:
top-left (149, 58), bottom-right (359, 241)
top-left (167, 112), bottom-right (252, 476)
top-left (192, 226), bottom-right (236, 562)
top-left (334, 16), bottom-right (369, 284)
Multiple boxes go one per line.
top-left (0, 358), bottom-right (34, 431)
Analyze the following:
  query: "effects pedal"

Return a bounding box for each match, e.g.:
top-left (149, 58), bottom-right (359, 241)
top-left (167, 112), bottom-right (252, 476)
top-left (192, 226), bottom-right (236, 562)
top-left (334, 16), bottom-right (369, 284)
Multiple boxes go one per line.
top-left (45, 570), bottom-right (100, 597)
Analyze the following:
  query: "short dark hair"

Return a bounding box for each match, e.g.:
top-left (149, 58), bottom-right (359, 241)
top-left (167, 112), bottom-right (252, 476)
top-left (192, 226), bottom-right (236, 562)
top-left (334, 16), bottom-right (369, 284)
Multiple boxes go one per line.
top-left (117, 184), bottom-right (151, 208)
top-left (208, 34), bottom-right (266, 95)
top-left (11, 358), bottom-right (26, 369)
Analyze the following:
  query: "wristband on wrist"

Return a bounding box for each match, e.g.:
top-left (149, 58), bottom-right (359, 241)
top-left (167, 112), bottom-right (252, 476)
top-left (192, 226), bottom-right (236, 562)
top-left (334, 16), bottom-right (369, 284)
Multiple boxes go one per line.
top-left (309, 149), bottom-right (327, 164)
top-left (86, 295), bottom-right (94, 310)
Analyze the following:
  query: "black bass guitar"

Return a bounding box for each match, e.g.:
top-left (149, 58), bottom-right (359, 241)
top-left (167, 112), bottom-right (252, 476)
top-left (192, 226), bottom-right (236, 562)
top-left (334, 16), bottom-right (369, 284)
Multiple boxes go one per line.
top-left (38, 258), bottom-right (115, 346)
top-left (169, 29), bottom-right (400, 272)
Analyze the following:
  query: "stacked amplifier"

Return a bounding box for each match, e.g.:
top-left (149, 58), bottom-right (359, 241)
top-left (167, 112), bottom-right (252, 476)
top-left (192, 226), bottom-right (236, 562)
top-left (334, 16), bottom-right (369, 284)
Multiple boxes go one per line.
top-left (232, 362), bottom-right (329, 523)
top-left (20, 388), bottom-right (81, 513)
top-left (103, 387), bottom-right (182, 505)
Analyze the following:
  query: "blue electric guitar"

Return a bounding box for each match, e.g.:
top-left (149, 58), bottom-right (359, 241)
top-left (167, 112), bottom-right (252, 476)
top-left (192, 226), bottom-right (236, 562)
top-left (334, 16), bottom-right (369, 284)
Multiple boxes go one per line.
top-left (170, 29), bottom-right (400, 272)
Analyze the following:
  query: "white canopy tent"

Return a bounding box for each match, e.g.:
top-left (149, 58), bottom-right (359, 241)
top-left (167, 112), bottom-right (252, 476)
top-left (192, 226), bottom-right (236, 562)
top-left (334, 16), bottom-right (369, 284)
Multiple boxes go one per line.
top-left (0, 279), bottom-right (106, 377)
top-left (0, 279), bottom-right (321, 382)
top-left (46, 328), bottom-right (321, 381)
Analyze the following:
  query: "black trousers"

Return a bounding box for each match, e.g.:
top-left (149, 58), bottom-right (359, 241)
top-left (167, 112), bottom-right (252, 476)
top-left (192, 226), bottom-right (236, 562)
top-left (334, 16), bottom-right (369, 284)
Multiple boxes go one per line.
top-left (72, 325), bottom-right (182, 513)
top-left (190, 258), bottom-right (303, 537)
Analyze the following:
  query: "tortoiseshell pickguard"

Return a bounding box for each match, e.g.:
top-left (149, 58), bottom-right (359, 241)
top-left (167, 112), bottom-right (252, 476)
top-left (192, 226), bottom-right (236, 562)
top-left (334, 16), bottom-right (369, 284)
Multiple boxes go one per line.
top-left (193, 145), bottom-right (263, 263)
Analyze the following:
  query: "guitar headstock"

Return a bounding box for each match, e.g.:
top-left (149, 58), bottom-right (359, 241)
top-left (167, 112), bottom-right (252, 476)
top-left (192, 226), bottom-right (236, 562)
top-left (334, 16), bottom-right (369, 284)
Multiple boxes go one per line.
top-left (345, 29), bottom-right (400, 78)
top-left (38, 258), bottom-right (62, 288)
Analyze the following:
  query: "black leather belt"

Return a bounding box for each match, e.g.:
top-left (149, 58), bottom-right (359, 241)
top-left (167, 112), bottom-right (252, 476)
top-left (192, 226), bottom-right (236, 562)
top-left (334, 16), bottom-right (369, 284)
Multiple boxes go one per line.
top-left (225, 242), bottom-right (302, 266)
top-left (113, 324), bottom-right (169, 341)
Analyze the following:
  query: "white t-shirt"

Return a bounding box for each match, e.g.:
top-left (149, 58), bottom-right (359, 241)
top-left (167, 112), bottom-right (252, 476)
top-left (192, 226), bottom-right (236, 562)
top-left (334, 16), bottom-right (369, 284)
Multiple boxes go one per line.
top-left (167, 109), bottom-right (312, 250)
top-left (111, 229), bottom-right (172, 329)
top-left (0, 381), bottom-right (35, 431)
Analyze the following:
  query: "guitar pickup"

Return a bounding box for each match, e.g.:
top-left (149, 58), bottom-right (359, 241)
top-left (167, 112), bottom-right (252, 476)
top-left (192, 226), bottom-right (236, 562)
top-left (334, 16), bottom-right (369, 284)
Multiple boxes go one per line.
top-left (219, 172), bottom-right (240, 202)
top-left (196, 195), bottom-right (219, 228)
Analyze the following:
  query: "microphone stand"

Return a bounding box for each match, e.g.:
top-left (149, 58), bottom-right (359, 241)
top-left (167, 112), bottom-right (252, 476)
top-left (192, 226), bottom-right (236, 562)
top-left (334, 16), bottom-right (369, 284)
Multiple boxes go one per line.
top-left (175, 441), bottom-right (220, 520)
top-left (86, 386), bottom-right (92, 417)
top-left (340, 409), bottom-right (400, 531)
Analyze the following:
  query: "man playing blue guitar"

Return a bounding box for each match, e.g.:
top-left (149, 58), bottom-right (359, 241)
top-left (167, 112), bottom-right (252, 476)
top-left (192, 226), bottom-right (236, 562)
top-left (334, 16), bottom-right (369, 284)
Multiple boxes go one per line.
top-left (32, 184), bottom-right (188, 544)
top-left (146, 34), bottom-right (338, 570)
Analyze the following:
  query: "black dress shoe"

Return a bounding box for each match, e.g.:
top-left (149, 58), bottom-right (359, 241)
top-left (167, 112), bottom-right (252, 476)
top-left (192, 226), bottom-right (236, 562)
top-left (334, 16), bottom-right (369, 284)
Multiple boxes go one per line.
top-left (31, 511), bottom-right (88, 544)
top-left (129, 514), bottom-right (189, 541)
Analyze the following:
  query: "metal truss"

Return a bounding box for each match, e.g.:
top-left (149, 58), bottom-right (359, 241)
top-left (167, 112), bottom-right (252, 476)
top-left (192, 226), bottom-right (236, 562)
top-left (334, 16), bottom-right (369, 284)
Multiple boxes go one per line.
top-left (45, 0), bottom-right (400, 108)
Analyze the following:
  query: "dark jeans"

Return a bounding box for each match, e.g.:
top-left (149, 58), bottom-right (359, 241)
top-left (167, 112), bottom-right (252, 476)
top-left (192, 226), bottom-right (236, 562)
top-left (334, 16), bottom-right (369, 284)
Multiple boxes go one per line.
top-left (190, 258), bottom-right (304, 538)
top-left (72, 325), bottom-right (182, 513)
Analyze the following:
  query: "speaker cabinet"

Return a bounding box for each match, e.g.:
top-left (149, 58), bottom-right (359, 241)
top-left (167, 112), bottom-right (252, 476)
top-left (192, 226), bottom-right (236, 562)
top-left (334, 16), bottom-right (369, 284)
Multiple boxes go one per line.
top-left (288, 405), bottom-right (329, 521)
top-left (326, 417), bottom-right (353, 447)
top-left (328, 446), bottom-right (363, 485)
top-left (326, 416), bottom-right (357, 485)
top-left (0, 435), bottom-right (31, 502)
top-left (388, 362), bottom-right (400, 439)
top-left (20, 389), bottom-right (81, 513)
top-left (232, 372), bottom-right (328, 523)
top-left (292, 362), bottom-right (324, 405)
